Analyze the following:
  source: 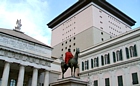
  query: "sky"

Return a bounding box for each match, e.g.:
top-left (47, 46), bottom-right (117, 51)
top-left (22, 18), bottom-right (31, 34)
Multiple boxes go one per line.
top-left (0, 0), bottom-right (140, 46)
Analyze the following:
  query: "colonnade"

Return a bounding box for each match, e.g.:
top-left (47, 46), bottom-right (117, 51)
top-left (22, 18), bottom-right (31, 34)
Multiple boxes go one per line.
top-left (0, 61), bottom-right (49, 86)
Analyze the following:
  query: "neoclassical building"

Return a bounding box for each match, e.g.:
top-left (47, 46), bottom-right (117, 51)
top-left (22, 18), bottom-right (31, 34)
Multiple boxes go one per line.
top-left (0, 27), bottom-right (60, 86)
top-left (79, 27), bottom-right (140, 86)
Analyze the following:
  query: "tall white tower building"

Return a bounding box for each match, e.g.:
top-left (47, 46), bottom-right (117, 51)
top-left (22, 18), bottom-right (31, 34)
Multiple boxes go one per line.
top-left (47, 0), bottom-right (136, 58)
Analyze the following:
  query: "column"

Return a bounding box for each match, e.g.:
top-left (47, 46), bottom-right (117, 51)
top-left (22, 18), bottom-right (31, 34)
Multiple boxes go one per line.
top-left (44, 70), bottom-right (49, 86)
top-left (17, 65), bottom-right (25, 86)
top-left (1, 62), bottom-right (10, 86)
top-left (31, 68), bottom-right (38, 86)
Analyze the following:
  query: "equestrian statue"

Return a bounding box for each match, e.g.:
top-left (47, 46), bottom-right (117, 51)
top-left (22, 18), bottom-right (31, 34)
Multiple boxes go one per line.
top-left (60, 48), bottom-right (80, 79)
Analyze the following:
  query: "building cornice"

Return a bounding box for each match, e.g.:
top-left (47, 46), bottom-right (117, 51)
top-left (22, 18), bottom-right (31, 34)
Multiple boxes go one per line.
top-left (0, 49), bottom-right (52, 69)
top-left (0, 46), bottom-right (53, 63)
top-left (47, 0), bottom-right (136, 28)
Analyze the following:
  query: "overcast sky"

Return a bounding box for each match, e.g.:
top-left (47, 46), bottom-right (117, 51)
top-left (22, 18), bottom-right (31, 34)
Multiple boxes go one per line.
top-left (0, 0), bottom-right (139, 46)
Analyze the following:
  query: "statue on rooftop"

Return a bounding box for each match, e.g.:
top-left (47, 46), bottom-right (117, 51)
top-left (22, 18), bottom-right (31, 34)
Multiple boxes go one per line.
top-left (15, 19), bottom-right (22, 31)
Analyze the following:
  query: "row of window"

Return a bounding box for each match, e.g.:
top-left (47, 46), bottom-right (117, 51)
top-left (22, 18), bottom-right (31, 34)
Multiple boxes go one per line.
top-left (62, 32), bottom-right (76, 41)
top-left (62, 37), bottom-right (76, 46)
top-left (109, 21), bottom-right (121, 29)
top-left (109, 26), bottom-right (122, 33)
top-left (108, 15), bottom-right (121, 24)
top-left (82, 44), bottom-right (138, 71)
top-left (62, 27), bottom-right (75, 35)
top-left (93, 72), bottom-right (139, 86)
top-left (61, 42), bottom-right (76, 51)
top-left (62, 16), bottom-right (76, 25)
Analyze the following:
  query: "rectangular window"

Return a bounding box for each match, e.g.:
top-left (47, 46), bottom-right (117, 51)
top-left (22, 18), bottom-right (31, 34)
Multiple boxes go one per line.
top-left (125, 47), bottom-right (130, 59)
top-left (101, 55), bottom-right (104, 66)
top-left (94, 80), bottom-right (98, 86)
top-left (97, 57), bottom-right (99, 67)
top-left (113, 52), bottom-right (116, 62)
top-left (105, 78), bottom-right (110, 86)
top-left (134, 45), bottom-right (137, 56)
top-left (82, 62), bottom-right (84, 71)
top-left (84, 60), bottom-right (89, 70)
top-left (118, 75), bottom-right (123, 86)
top-left (87, 60), bottom-right (89, 69)
top-left (91, 59), bottom-right (94, 68)
top-left (132, 72), bottom-right (139, 85)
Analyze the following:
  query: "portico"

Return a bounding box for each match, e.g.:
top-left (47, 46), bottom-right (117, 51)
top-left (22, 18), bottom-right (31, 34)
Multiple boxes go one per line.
top-left (0, 49), bottom-right (51, 86)
top-left (0, 27), bottom-right (55, 86)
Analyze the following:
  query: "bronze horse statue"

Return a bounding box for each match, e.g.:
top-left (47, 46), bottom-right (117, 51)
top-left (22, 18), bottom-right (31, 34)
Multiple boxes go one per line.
top-left (60, 48), bottom-right (80, 79)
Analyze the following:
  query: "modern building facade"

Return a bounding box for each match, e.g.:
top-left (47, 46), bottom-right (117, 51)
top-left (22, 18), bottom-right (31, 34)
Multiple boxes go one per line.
top-left (79, 27), bottom-right (140, 86)
top-left (47, 0), bottom-right (136, 58)
top-left (0, 27), bottom-right (60, 86)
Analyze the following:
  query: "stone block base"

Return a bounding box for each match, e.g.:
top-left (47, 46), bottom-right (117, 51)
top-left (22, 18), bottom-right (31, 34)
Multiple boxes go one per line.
top-left (49, 77), bottom-right (87, 86)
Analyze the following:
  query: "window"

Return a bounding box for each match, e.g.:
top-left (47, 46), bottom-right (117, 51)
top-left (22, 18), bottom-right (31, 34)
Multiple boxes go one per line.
top-left (105, 78), bottom-right (110, 86)
top-left (73, 49), bottom-right (75, 52)
top-left (65, 47), bottom-right (67, 50)
top-left (102, 38), bottom-right (104, 41)
top-left (94, 80), bottom-right (98, 86)
top-left (85, 60), bottom-right (89, 70)
top-left (82, 62), bottom-right (84, 71)
top-left (118, 75), bottom-right (123, 86)
top-left (101, 55), bottom-right (104, 66)
top-left (113, 49), bottom-right (123, 62)
top-left (73, 37), bottom-right (76, 40)
top-left (130, 46), bottom-right (134, 57)
top-left (73, 43), bottom-right (76, 46)
top-left (10, 79), bottom-right (16, 86)
top-left (101, 32), bottom-right (103, 35)
top-left (100, 21), bottom-right (103, 24)
top-left (125, 45), bottom-right (137, 59)
top-left (132, 72), bottom-right (139, 85)
top-left (125, 47), bottom-right (130, 59)
top-left (91, 59), bottom-right (94, 68)
top-left (100, 27), bottom-right (103, 29)
top-left (101, 53), bottom-right (110, 66)
top-left (94, 57), bottom-right (99, 67)
top-left (61, 54), bottom-right (63, 57)
top-left (91, 57), bottom-right (99, 68)
top-left (130, 45), bottom-right (137, 57)
top-left (113, 52), bottom-right (116, 62)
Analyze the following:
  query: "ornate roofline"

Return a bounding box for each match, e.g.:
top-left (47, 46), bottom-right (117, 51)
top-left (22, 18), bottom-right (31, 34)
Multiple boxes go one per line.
top-left (47, 0), bottom-right (136, 28)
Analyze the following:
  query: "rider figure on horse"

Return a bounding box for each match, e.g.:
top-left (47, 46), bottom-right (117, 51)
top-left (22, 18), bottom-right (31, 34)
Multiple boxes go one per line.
top-left (65, 49), bottom-right (73, 66)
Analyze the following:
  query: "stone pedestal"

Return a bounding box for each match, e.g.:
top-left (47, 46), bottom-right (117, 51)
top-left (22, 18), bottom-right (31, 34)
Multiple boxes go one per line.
top-left (49, 77), bottom-right (87, 86)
